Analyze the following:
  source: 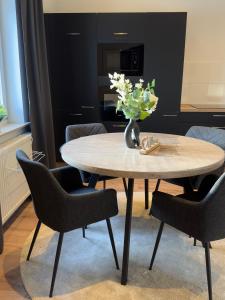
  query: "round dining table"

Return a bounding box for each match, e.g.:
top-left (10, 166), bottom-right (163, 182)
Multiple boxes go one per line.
top-left (60, 132), bottom-right (225, 285)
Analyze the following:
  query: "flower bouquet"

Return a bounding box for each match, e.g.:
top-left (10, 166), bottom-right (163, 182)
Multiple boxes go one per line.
top-left (109, 73), bottom-right (158, 148)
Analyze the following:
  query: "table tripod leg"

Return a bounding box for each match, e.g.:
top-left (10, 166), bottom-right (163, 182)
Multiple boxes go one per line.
top-left (121, 178), bottom-right (134, 285)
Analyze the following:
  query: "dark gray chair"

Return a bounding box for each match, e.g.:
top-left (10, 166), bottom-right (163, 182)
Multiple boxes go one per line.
top-left (177, 174), bottom-right (219, 247)
top-left (65, 123), bottom-right (150, 209)
top-left (65, 123), bottom-right (118, 188)
top-left (155, 126), bottom-right (225, 193)
top-left (149, 173), bottom-right (225, 300)
top-left (16, 149), bottom-right (119, 298)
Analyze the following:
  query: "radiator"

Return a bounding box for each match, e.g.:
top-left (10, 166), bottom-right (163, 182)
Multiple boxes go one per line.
top-left (0, 133), bottom-right (32, 224)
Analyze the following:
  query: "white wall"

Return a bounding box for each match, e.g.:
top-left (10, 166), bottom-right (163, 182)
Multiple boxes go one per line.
top-left (43, 0), bottom-right (225, 106)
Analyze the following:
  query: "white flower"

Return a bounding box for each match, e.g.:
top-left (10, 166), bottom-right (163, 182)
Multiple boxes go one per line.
top-left (139, 79), bottom-right (144, 83)
top-left (113, 72), bottom-right (120, 79)
top-left (108, 73), bottom-right (113, 79)
top-left (135, 82), bottom-right (143, 89)
top-left (120, 74), bottom-right (125, 81)
top-left (150, 94), bottom-right (158, 104)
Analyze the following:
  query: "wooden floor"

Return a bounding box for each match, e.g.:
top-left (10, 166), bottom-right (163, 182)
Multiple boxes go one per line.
top-left (0, 179), bottom-right (182, 299)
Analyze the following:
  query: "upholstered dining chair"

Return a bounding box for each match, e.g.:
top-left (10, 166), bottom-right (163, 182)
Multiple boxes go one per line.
top-left (65, 123), bottom-right (150, 209)
top-left (178, 174), bottom-right (219, 247)
top-left (155, 126), bottom-right (225, 193)
top-left (16, 149), bottom-right (119, 298)
top-left (149, 173), bottom-right (225, 300)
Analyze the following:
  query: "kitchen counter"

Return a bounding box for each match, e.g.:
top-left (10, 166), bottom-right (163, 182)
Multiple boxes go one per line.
top-left (181, 104), bottom-right (225, 112)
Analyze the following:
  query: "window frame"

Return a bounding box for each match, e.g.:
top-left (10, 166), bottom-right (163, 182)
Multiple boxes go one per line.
top-left (0, 30), bottom-right (6, 107)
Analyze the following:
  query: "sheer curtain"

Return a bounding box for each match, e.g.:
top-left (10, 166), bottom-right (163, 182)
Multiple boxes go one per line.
top-left (16, 0), bottom-right (56, 167)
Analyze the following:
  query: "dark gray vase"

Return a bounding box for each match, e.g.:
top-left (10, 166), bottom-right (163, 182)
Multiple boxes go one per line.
top-left (124, 119), bottom-right (140, 148)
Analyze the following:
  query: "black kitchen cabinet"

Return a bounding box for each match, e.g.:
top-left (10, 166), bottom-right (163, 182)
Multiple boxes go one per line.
top-left (179, 112), bottom-right (225, 135)
top-left (45, 14), bottom-right (99, 158)
top-left (97, 13), bottom-right (187, 115)
top-left (142, 13), bottom-right (187, 115)
top-left (97, 13), bottom-right (147, 43)
top-left (97, 12), bottom-right (187, 131)
top-left (45, 13), bottom-right (187, 159)
top-left (211, 113), bottom-right (225, 127)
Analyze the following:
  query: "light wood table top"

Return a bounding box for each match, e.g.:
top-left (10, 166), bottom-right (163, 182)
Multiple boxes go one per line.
top-left (61, 132), bottom-right (225, 179)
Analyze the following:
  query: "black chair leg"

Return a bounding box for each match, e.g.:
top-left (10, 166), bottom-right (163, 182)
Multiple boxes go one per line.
top-left (106, 218), bottom-right (119, 270)
top-left (145, 179), bottom-right (149, 209)
top-left (204, 242), bottom-right (213, 300)
top-left (149, 179), bottom-right (161, 216)
top-left (155, 179), bottom-right (161, 192)
top-left (194, 238), bottom-right (197, 246)
top-left (122, 178), bottom-right (128, 198)
top-left (49, 232), bottom-right (64, 298)
top-left (201, 241), bottom-right (212, 249)
top-left (82, 227), bottom-right (86, 238)
top-left (27, 220), bottom-right (41, 261)
top-left (88, 174), bottom-right (99, 188)
top-left (183, 180), bottom-right (193, 193)
top-left (149, 221), bottom-right (164, 270)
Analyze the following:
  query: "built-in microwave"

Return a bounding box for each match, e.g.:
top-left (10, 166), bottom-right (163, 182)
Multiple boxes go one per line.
top-left (98, 43), bottom-right (144, 76)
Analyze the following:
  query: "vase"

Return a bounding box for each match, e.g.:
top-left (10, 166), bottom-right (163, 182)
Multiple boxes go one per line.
top-left (124, 119), bottom-right (140, 148)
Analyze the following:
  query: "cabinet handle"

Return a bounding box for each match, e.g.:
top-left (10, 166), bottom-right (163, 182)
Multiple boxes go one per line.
top-left (81, 105), bottom-right (95, 109)
top-left (69, 113), bottom-right (83, 116)
top-left (112, 124), bottom-right (126, 128)
top-left (163, 114), bottom-right (178, 117)
top-left (113, 32), bottom-right (128, 36)
top-left (212, 114), bottom-right (225, 117)
top-left (67, 32), bottom-right (81, 36)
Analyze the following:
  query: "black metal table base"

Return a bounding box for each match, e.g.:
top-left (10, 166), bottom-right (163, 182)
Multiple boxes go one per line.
top-left (121, 178), bottom-right (134, 285)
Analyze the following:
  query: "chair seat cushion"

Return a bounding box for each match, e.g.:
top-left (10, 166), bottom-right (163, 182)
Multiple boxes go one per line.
top-left (82, 171), bottom-right (115, 184)
top-left (69, 187), bottom-right (96, 195)
top-left (177, 191), bottom-right (203, 202)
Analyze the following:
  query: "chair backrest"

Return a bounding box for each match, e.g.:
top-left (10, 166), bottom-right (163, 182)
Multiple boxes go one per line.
top-left (201, 172), bottom-right (225, 241)
top-left (185, 126), bottom-right (225, 188)
top-left (65, 123), bottom-right (107, 142)
top-left (186, 126), bottom-right (225, 150)
top-left (16, 150), bottom-right (67, 231)
top-left (65, 123), bottom-right (107, 183)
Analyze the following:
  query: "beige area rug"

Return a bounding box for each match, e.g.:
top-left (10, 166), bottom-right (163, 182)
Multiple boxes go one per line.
top-left (20, 192), bottom-right (225, 299)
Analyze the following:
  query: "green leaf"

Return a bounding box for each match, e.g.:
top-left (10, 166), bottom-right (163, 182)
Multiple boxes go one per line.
top-left (133, 88), bottom-right (142, 99)
top-left (0, 105), bottom-right (7, 117)
top-left (150, 88), bottom-right (155, 95)
top-left (140, 111), bottom-right (150, 120)
top-left (151, 79), bottom-right (156, 88)
top-left (147, 101), bottom-right (156, 110)
top-left (143, 90), bottom-right (150, 103)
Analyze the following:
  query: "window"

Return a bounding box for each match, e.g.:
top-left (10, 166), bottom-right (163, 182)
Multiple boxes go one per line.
top-left (0, 73), bottom-right (3, 106)
top-left (0, 34), bottom-right (5, 106)
top-left (0, 0), bottom-right (25, 124)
